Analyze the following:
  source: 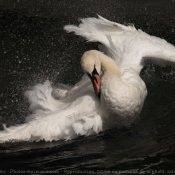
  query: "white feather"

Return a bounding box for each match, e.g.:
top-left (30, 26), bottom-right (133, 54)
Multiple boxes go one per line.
top-left (1, 16), bottom-right (175, 143)
top-left (0, 81), bottom-right (102, 142)
top-left (65, 15), bottom-right (175, 73)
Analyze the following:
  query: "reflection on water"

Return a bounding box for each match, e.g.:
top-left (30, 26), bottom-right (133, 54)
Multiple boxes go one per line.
top-left (0, 0), bottom-right (175, 172)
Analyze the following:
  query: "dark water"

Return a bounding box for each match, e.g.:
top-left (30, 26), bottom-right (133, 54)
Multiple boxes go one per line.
top-left (0, 0), bottom-right (175, 174)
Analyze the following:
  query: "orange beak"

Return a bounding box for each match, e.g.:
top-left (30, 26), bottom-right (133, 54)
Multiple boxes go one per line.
top-left (92, 74), bottom-right (101, 98)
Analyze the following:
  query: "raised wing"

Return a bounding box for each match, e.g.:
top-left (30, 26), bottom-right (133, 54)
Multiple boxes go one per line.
top-left (114, 28), bottom-right (175, 73)
top-left (64, 15), bottom-right (175, 74)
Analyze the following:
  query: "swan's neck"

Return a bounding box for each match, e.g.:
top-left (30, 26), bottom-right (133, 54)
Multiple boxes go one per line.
top-left (81, 50), bottom-right (121, 77)
top-left (96, 51), bottom-right (121, 76)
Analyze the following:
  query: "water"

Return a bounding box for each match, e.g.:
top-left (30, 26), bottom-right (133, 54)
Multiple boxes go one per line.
top-left (0, 0), bottom-right (175, 173)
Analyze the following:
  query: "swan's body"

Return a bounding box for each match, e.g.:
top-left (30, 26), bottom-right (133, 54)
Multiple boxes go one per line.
top-left (81, 50), bottom-right (147, 129)
top-left (0, 16), bottom-right (175, 142)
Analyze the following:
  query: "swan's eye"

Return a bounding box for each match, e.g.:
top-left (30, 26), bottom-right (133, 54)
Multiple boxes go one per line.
top-left (92, 65), bottom-right (99, 76)
top-left (87, 72), bottom-right (97, 83)
top-left (86, 65), bottom-right (99, 82)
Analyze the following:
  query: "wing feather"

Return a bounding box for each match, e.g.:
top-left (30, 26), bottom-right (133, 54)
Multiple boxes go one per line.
top-left (64, 16), bottom-right (175, 74)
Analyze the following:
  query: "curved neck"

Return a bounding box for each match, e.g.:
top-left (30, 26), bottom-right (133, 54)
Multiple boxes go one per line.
top-left (96, 51), bottom-right (121, 76)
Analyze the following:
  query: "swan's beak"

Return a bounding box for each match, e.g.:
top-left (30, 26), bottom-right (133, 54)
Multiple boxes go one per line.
top-left (92, 74), bottom-right (101, 98)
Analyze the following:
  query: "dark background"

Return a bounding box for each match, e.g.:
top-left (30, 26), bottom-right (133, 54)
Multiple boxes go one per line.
top-left (0, 0), bottom-right (175, 172)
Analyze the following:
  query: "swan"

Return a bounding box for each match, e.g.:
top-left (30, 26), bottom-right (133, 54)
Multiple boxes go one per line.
top-left (0, 16), bottom-right (175, 142)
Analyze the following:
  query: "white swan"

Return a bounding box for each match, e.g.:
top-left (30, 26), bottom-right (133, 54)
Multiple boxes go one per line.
top-left (0, 16), bottom-right (175, 142)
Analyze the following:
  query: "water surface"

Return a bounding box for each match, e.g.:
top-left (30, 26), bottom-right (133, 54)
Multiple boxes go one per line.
top-left (0, 0), bottom-right (175, 173)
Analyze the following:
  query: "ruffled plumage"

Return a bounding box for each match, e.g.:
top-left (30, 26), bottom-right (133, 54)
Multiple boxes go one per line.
top-left (0, 16), bottom-right (175, 142)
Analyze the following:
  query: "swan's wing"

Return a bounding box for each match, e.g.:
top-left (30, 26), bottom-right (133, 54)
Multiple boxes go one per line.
top-left (65, 74), bottom-right (92, 98)
top-left (114, 29), bottom-right (175, 73)
top-left (52, 74), bottom-right (91, 100)
top-left (0, 80), bottom-right (102, 142)
top-left (64, 16), bottom-right (175, 74)
top-left (64, 15), bottom-right (130, 65)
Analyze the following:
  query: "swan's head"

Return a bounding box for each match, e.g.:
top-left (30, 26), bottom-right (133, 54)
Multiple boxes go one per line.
top-left (81, 51), bottom-right (101, 98)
